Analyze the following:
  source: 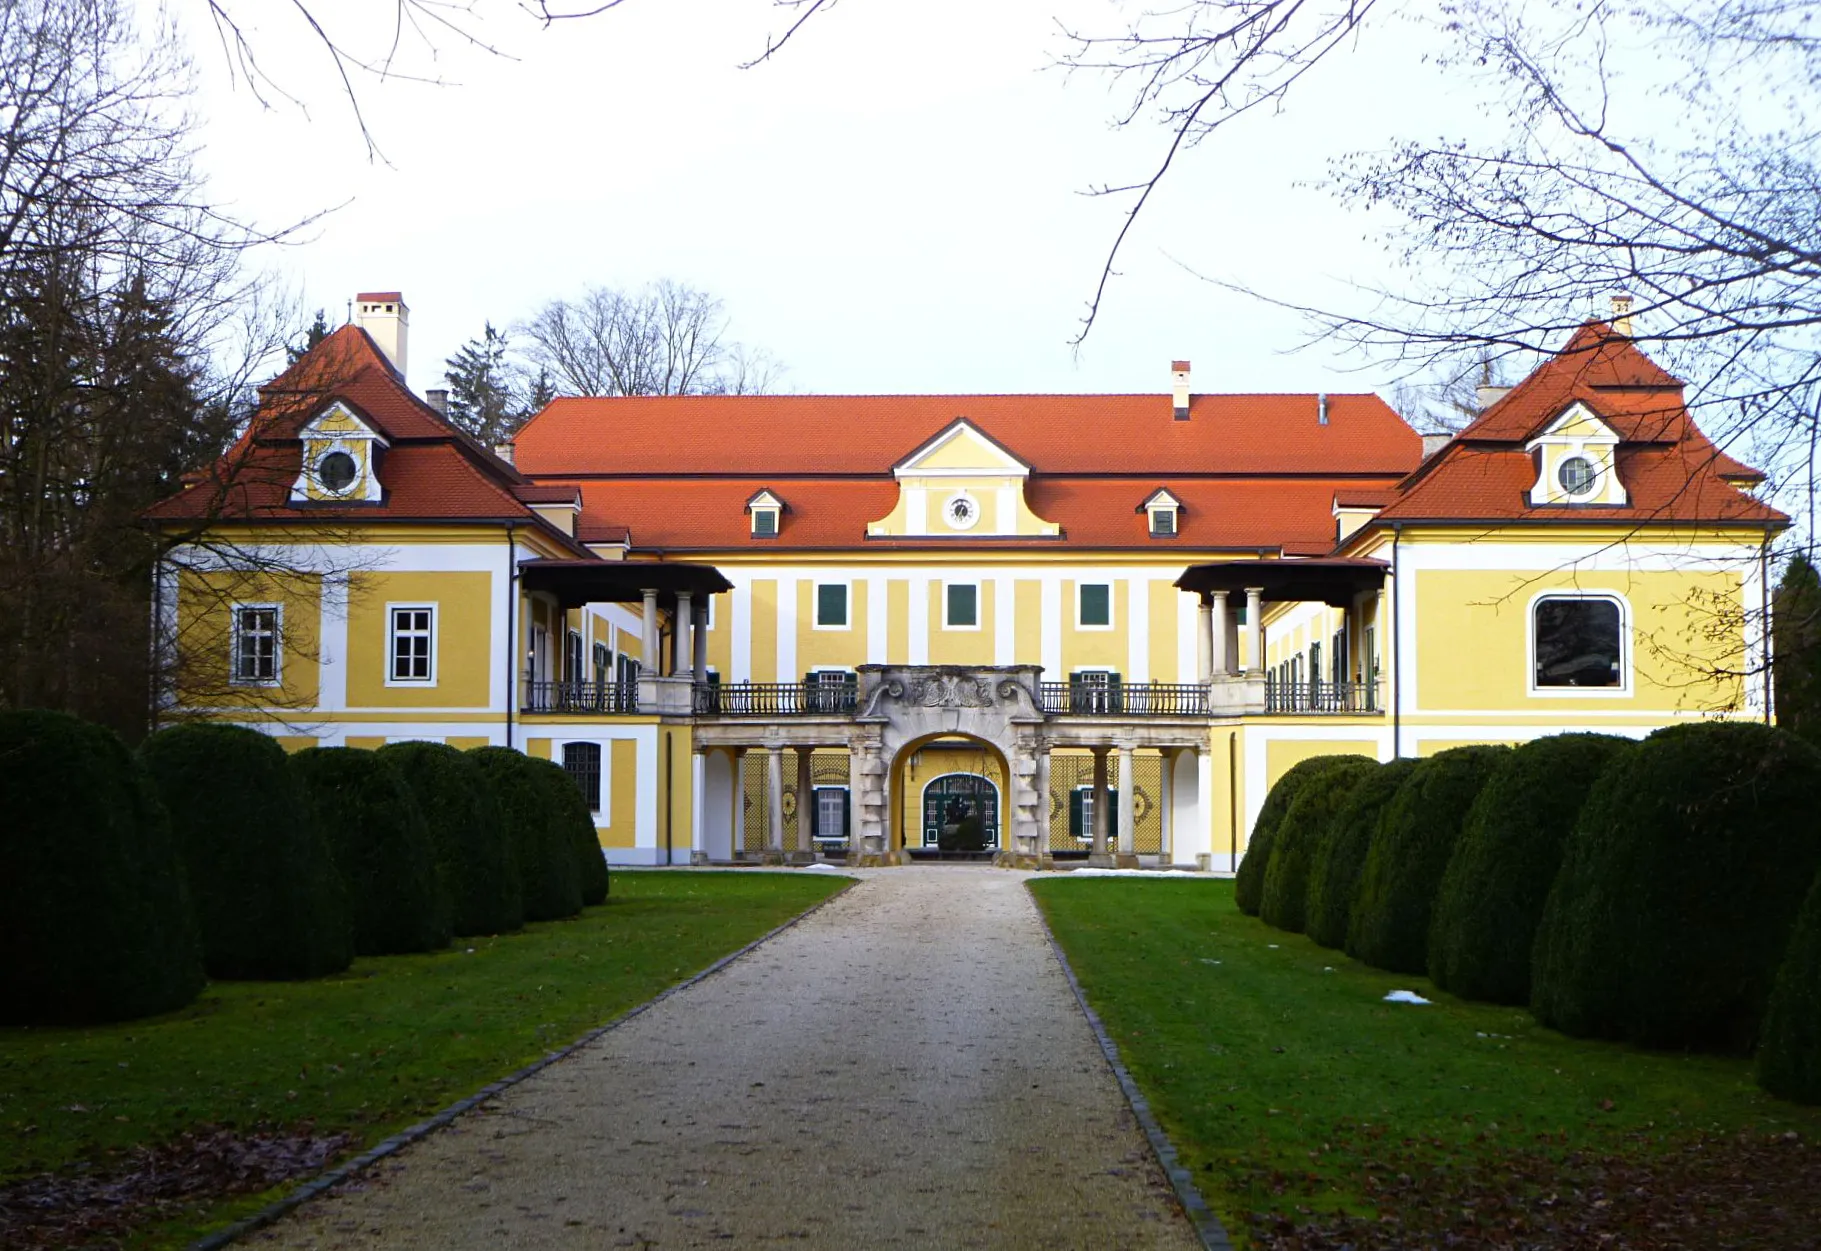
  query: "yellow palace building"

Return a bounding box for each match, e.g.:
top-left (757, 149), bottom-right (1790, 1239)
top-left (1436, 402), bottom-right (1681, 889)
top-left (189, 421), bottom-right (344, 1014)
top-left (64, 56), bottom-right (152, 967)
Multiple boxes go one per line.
top-left (146, 294), bottom-right (1784, 869)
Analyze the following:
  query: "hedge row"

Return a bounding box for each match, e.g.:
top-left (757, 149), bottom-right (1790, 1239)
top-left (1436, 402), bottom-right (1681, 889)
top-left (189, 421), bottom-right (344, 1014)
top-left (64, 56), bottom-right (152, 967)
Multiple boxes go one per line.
top-left (0, 710), bottom-right (612, 1025)
top-left (1243, 721), bottom-right (1821, 1106)
top-left (1235, 754), bottom-right (1372, 916)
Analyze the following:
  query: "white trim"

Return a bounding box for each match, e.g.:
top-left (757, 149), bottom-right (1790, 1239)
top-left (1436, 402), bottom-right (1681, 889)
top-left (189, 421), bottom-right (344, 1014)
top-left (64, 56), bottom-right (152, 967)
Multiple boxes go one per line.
top-left (942, 579), bottom-right (982, 630)
top-left (385, 602), bottom-right (438, 686)
top-left (909, 576), bottom-right (930, 663)
top-left (993, 574), bottom-right (1016, 665)
top-left (1127, 575), bottom-right (1149, 682)
top-left (229, 601), bottom-right (283, 687)
top-left (867, 575), bottom-right (888, 662)
top-left (775, 575), bottom-right (798, 684)
top-left (731, 576), bottom-right (752, 682)
top-left (560, 739), bottom-right (608, 814)
top-left (1527, 589), bottom-right (1631, 697)
top-left (1040, 575), bottom-right (1062, 679)
top-left (1075, 580), bottom-right (1116, 630)
top-left (812, 579), bottom-right (853, 630)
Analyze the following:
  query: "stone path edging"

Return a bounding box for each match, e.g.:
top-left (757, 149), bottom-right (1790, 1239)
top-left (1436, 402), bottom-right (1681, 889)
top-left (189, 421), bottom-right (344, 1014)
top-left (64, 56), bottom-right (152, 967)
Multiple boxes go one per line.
top-left (1029, 884), bottom-right (1236, 1251)
top-left (188, 875), bottom-right (859, 1251)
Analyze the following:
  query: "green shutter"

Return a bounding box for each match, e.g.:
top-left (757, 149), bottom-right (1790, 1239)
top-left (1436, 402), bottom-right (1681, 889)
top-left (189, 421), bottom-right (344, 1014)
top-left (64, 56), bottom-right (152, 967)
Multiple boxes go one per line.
top-left (841, 789), bottom-right (851, 836)
top-left (817, 583), bottom-right (846, 627)
top-left (1080, 583), bottom-right (1111, 626)
top-left (1108, 671), bottom-right (1124, 713)
top-left (1069, 788), bottom-right (1084, 838)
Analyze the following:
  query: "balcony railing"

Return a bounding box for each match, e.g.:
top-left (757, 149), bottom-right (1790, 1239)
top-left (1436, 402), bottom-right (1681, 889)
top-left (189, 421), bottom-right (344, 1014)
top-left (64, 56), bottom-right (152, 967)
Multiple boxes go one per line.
top-left (695, 681), bottom-right (859, 716)
top-left (1039, 681), bottom-right (1211, 717)
top-left (1264, 676), bottom-right (1380, 714)
top-left (523, 679), bottom-right (639, 715)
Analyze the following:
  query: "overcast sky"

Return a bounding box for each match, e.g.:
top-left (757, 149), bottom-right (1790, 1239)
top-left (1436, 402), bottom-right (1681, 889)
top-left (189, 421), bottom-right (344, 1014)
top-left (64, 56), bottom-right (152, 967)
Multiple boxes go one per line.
top-left (186, 1), bottom-right (1470, 402)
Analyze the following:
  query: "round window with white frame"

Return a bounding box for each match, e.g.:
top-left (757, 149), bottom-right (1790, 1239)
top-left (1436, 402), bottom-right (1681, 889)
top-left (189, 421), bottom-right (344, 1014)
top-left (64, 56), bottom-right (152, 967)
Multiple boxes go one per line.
top-left (943, 491), bottom-right (981, 531)
top-left (316, 449), bottom-right (359, 494)
top-left (1557, 455), bottom-right (1599, 497)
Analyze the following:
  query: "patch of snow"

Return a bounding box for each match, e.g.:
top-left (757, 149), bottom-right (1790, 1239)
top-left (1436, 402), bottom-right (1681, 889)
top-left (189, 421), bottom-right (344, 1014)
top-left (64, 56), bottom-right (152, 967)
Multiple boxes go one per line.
top-left (1383, 990), bottom-right (1431, 1005)
top-left (1199, 958), bottom-right (1222, 966)
top-left (803, 863), bottom-right (848, 872)
top-left (1267, 943), bottom-right (1280, 949)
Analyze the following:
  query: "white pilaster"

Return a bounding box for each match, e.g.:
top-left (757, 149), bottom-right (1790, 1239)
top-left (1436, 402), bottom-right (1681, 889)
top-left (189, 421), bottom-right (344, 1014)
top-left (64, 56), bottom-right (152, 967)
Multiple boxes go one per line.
top-left (994, 575), bottom-right (1015, 665)
top-left (1040, 576), bottom-right (1062, 680)
top-left (1126, 576), bottom-right (1149, 682)
top-left (909, 575), bottom-right (930, 665)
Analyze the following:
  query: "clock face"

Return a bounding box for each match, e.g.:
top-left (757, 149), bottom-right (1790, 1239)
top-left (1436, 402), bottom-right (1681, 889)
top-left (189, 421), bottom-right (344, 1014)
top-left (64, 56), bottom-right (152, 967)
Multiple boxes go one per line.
top-left (944, 493), bottom-right (980, 530)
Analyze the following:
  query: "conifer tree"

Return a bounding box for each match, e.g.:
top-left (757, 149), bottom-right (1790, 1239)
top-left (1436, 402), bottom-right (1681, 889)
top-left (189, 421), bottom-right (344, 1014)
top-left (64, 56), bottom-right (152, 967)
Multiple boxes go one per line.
top-left (1776, 555), bottom-right (1821, 748)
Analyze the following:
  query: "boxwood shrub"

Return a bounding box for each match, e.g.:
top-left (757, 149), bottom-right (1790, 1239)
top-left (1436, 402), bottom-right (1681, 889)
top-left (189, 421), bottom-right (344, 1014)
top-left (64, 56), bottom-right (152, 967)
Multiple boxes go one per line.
top-left (1259, 758), bottom-right (1377, 934)
top-left (0, 710), bottom-right (203, 1024)
top-left (1532, 722), bottom-right (1821, 1051)
top-left (1427, 733), bottom-right (1633, 1005)
top-left (378, 741), bottom-right (524, 935)
top-left (1305, 758), bottom-right (1421, 951)
top-left (1347, 745), bottom-right (1510, 974)
top-left (291, 747), bottom-right (452, 955)
top-left (1758, 869), bottom-right (1821, 1103)
top-left (1235, 753), bottom-right (1373, 916)
top-left (468, 747), bottom-right (582, 921)
top-left (142, 723), bottom-right (353, 979)
top-left (527, 753), bottom-right (610, 906)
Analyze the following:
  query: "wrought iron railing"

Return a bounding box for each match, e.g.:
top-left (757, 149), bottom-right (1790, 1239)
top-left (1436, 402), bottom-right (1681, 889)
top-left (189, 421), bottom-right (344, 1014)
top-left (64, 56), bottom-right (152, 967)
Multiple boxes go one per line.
top-left (695, 681), bottom-right (859, 716)
top-left (1038, 681), bottom-right (1210, 716)
top-left (523, 679), bottom-right (639, 715)
top-left (1264, 676), bottom-right (1380, 714)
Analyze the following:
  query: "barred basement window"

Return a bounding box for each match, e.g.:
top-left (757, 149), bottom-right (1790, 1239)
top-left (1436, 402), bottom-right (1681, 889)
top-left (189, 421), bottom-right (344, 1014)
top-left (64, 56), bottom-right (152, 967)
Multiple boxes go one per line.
top-left (232, 605), bottom-right (280, 685)
top-left (563, 741), bottom-right (602, 812)
top-left (390, 606), bottom-right (435, 683)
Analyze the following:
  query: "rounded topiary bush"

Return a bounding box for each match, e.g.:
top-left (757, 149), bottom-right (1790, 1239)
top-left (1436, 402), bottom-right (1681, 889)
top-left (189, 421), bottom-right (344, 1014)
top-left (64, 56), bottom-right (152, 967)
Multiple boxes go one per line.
top-left (1758, 870), bottom-right (1821, 1103)
top-left (525, 754), bottom-right (610, 906)
top-left (0, 710), bottom-right (203, 1024)
top-left (1259, 758), bottom-right (1377, 934)
top-left (378, 741), bottom-right (524, 935)
top-left (291, 747), bottom-right (451, 955)
top-left (468, 747), bottom-right (582, 921)
top-left (1427, 733), bottom-right (1633, 1006)
top-left (1532, 722), bottom-right (1821, 1051)
top-left (1236, 754), bottom-right (1373, 916)
top-left (1347, 745), bottom-right (1510, 974)
top-left (1305, 758), bottom-right (1420, 951)
top-left (142, 723), bottom-right (353, 980)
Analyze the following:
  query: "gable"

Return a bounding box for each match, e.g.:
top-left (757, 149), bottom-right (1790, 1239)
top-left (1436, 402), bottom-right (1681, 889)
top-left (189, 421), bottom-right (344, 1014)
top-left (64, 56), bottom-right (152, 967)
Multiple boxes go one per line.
top-left (290, 400), bottom-right (390, 505)
top-left (894, 420), bottom-right (1030, 477)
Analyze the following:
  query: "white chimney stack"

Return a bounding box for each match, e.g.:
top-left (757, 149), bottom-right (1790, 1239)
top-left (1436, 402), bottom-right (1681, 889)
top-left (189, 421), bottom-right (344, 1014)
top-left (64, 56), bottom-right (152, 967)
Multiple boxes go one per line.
top-left (1171, 360), bottom-right (1191, 420)
top-left (1609, 292), bottom-right (1634, 337)
top-left (354, 291), bottom-right (409, 378)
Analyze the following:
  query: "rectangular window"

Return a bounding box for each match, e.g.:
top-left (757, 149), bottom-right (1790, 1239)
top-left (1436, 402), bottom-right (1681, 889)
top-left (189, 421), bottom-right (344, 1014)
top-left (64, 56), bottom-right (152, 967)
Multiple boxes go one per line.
top-left (1150, 509), bottom-right (1176, 537)
top-left (593, 641), bottom-right (611, 685)
top-left (616, 652), bottom-right (640, 685)
top-left (1069, 669), bottom-right (1123, 713)
top-left (816, 582), bottom-right (849, 628)
top-left (1534, 596), bottom-right (1624, 688)
top-left (389, 606), bottom-right (435, 683)
top-left (752, 509), bottom-right (778, 538)
top-left (563, 741), bottom-right (602, 812)
top-left (566, 629), bottom-right (585, 684)
top-left (806, 668), bottom-right (858, 712)
top-left (1069, 786), bottom-right (1119, 839)
top-left (945, 582), bottom-right (978, 628)
top-left (1364, 625), bottom-right (1378, 682)
top-left (1077, 582), bottom-right (1112, 628)
top-left (813, 787), bottom-right (850, 841)
top-left (232, 605), bottom-right (280, 685)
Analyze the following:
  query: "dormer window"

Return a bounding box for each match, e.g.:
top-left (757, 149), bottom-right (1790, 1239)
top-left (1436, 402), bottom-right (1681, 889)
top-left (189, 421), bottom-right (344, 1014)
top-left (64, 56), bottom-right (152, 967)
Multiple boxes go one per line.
top-left (289, 400), bottom-right (388, 505)
top-left (1140, 488), bottom-right (1182, 539)
top-left (747, 488), bottom-right (783, 538)
top-left (1525, 403), bottom-right (1628, 508)
top-left (317, 450), bottom-right (358, 494)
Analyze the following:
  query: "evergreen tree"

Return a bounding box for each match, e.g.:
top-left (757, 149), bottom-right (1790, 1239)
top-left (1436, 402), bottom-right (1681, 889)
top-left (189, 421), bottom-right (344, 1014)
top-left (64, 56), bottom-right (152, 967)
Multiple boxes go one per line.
top-left (444, 322), bottom-right (523, 445)
top-left (1776, 555), bottom-right (1821, 749)
top-left (286, 309), bottom-right (330, 365)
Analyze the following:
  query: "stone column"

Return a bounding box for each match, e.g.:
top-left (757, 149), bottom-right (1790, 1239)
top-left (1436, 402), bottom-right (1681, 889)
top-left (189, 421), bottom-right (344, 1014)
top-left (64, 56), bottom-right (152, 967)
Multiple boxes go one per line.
top-left (640, 588), bottom-right (660, 676)
top-left (692, 600), bottom-right (710, 685)
top-left (1245, 586), bottom-right (1265, 675)
top-left (672, 591), bottom-right (692, 679)
top-left (1090, 746), bottom-right (1112, 864)
top-left (795, 747), bottom-right (814, 858)
top-left (1211, 592), bottom-right (1230, 677)
top-left (1116, 742), bottom-right (1137, 861)
top-left (1225, 605), bottom-right (1242, 678)
top-left (1159, 749), bottom-right (1174, 866)
top-left (1035, 744), bottom-right (1053, 858)
top-left (849, 734), bottom-right (888, 864)
top-left (690, 746), bottom-right (708, 865)
top-left (731, 748), bottom-right (747, 859)
top-left (1196, 596), bottom-right (1214, 683)
top-left (766, 745), bottom-right (786, 859)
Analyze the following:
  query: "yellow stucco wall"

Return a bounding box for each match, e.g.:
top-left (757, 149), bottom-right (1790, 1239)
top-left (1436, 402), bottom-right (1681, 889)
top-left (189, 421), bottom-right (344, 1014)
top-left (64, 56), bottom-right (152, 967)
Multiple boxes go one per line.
top-left (1061, 578), bottom-right (1125, 673)
top-left (929, 579), bottom-right (995, 665)
top-left (750, 580), bottom-right (777, 683)
top-left (346, 570), bottom-right (492, 707)
top-left (799, 578), bottom-right (867, 672)
top-left (606, 739), bottom-right (639, 848)
top-left (175, 568), bottom-right (323, 708)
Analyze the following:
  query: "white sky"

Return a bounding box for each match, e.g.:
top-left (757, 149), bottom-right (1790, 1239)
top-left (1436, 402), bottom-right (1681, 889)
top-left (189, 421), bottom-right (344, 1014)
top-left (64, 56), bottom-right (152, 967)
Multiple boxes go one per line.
top-left (185, 0), bottom-right (1469, 400)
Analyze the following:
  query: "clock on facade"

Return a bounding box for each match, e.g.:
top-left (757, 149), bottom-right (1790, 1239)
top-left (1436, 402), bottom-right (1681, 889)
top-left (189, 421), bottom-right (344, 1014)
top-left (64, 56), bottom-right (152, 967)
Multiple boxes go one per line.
top-left (944, 492), bottom-right (980, 531)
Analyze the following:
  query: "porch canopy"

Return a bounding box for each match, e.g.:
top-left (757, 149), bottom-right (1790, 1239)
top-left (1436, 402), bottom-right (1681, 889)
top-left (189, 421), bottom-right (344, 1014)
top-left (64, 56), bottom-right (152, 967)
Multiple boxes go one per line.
top-left (1174, 557), bottom-right (1387, 607)
top-left (518, 558), bottom-right (732, 611)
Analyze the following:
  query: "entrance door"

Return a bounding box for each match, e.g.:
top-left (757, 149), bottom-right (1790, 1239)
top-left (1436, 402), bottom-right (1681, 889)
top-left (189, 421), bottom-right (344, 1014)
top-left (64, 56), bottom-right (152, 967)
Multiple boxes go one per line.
top-left (920, 773), bottom-right (1000, 849)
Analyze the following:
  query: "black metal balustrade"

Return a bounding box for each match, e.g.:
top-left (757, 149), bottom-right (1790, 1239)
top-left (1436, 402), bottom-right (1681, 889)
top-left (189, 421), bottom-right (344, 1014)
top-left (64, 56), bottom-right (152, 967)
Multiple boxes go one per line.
top-left (696, 681), bottom-right (859, 716)
top-left (1039, 681), bottom-right (1210, 716)
top-left (523, 680), bottom-right (639, 714)
top-left (1264, 675), bottom-right (1380, 714)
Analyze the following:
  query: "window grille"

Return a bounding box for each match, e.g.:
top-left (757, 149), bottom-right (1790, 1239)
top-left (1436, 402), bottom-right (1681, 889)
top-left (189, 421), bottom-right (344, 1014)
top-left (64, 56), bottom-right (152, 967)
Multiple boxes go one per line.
top-left (563, 742), bottom-right (602, 811)
top-left (233, 606), bottom-right (279, 684)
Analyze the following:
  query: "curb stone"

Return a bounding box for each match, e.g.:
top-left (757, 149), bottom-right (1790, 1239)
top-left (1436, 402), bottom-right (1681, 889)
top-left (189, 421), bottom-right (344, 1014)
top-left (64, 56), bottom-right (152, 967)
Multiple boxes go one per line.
top-left (188, 874), bottom-right (861, 1250)
top-left (1030, 885), bottom-right (1236, 1251)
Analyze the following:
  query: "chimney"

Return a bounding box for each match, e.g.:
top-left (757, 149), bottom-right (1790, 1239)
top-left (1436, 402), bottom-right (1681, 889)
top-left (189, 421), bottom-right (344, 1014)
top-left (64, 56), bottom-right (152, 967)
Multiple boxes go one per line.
top-left (1476, 385), bottom-right (1512, 411)
top-left (425, 388), bottom-right (449, 417)
top-left (1171, 360), bottom-right (1191, 420)
top-left (494, 442), bottom-right (515, 465)
top-left (354, 291), bottom-right (409, 378)
top-left (1421, 432), bottom-right (1452, 459)
top-left (1609, 292), bottom-right (1634, 337)
top-left (1317, 393), bottom-right (1330, 425)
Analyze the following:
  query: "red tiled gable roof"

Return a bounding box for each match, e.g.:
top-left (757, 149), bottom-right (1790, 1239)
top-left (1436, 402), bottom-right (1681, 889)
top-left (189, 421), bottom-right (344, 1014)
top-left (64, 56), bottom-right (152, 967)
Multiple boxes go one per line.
top-left (514, 392), bottom-right (1420, 477)
top-left (1365, 322), bottom-right (1784, 530)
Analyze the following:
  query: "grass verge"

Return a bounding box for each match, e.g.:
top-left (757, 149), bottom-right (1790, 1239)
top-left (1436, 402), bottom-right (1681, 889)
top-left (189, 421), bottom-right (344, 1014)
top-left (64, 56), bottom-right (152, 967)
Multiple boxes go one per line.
top-left (0, 870), bottom-right (847, 1248)
top-left (1031, 877), bottom-right (1821, 1249)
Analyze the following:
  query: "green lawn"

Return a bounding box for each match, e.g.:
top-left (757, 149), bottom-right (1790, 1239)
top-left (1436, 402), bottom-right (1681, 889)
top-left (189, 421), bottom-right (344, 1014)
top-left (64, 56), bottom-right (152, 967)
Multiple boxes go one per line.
top-left (0, 870), bottom-right (846, 1246)
top-left (1031, 877), bottom-right (1821, 1246)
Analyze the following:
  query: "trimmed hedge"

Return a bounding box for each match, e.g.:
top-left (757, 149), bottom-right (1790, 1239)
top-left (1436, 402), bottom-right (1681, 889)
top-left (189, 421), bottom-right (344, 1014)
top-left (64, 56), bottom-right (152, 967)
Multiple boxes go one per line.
top-left (142, 724), bottom-right (353, 979)
top-left (1305, 758), bottom-right (1421, 951)
top-left (1236, 754), bottom-right (1373, 916)
top-left (468, 747), bottom-right (582, 921)
top-left (527, 754), bottom-right (610, 906)
top-left (1427, 733), bottom-right (1633, 1005)
top-left (290, 747), bottom-right (452, 955)
top-left (1758, 869), bottom-right (1821, 1103)
top-left (1532, 722), bottom-right (1821, 1051)
top-left (378, 741), bottom-right (524, 936)
top-left (1259, 758), bottom-right (1377, 934)
top-left (1347, 745), bottom-right (1510, 974)
top-left (0, 710), bottom-right (203, 1024)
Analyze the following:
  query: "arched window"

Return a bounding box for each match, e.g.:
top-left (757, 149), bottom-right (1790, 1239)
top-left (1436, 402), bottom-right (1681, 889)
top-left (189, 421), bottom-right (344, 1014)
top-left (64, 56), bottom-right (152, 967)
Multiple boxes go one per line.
top-left (1532, 595), bottom-right (1625, 689)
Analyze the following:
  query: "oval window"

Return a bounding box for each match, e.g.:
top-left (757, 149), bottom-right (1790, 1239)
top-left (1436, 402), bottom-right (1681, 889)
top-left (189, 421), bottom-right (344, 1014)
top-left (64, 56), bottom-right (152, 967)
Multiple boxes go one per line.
top-left (317, 450), bottom-right (358, 493)
top-left (1557, 455), bottom-right (1597, 496)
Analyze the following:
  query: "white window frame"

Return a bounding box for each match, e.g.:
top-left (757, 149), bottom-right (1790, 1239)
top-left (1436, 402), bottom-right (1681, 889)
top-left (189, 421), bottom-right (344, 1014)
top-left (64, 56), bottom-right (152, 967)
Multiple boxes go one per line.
top-left (811, 784), bottom-right (851, 843)
top-left (230, 602), bottom-right (283, 687)
top-left (1075, 581), bottom-right (1116, 630)
top-left (751, 507), bottom-right (780, 538)
top-left (943, 580), bottom-right (982, 631)
top-left (813, 580), bottom-right (852, 630)
top-left (1527, 590), bottom-right (1631, 698)
top-left (387, 603), bottom-right (438, 686)
top-left (1148, 505), bottom-right (1178, 537)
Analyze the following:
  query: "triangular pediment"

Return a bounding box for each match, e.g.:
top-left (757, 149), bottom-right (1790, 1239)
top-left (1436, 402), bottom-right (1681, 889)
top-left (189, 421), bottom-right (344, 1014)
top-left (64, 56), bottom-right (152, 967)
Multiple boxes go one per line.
top-left (1527, 402), bottom-right (1619, 449)
top-left (892, 419), bottom-right (1029, 478)
top-left (299, 399), bottom-right (389, 446)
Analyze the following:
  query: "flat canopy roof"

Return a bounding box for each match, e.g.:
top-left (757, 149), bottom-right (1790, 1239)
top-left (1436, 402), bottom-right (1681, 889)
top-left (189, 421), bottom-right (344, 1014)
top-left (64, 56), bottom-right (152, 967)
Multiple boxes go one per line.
top-left (1174, 557), bottom-right (1388, 607)
top-left (518, 558), bottom-right (732, 609)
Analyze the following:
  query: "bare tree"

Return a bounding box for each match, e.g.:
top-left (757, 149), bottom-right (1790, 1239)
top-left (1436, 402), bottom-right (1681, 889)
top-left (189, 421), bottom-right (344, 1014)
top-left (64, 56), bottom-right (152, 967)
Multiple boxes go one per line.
top-left (518, 280), bottom-right (785, 397)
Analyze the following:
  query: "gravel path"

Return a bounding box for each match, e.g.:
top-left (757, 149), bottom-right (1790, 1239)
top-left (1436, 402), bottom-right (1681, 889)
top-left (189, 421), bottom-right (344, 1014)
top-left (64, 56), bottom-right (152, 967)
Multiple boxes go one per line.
top-left (250, 867), bottom-right (1201, 1249)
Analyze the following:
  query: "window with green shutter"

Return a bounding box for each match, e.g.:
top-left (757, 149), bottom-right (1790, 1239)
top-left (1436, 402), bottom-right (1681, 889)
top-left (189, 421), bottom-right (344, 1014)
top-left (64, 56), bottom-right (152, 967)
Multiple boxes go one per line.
top-left (816, 582), bottom-right (849, 627)
top-left (946, 582), bottom-right (978, 628)
top-left (1078, 582), bottom-right (1112, 627)
top-left (1069, 786), bottom-right (1118, 839)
